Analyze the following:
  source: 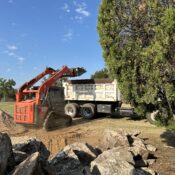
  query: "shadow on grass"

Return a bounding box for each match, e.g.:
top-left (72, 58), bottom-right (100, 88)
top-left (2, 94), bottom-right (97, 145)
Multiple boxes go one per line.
top-left (160, 129), bottom-right (175, 148)
top-left (110, 112), bottom-right (146, 121)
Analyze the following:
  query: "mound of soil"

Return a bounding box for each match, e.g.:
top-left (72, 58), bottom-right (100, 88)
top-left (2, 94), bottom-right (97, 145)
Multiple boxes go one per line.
top-left (0, 109), bottom-right (26, 135)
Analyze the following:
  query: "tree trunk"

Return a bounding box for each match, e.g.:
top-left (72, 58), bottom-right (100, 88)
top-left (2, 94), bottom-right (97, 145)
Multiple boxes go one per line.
top-left (3, 94), bottom-right (6, 102)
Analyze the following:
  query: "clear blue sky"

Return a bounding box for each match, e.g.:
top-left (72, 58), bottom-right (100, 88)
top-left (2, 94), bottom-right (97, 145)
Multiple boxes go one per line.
top-left (0, 0), bottom-right (104, 87)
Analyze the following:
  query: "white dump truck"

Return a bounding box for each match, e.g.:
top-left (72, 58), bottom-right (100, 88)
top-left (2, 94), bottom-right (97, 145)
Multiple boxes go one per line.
top-left (63, 79), bottom-right (122, 119)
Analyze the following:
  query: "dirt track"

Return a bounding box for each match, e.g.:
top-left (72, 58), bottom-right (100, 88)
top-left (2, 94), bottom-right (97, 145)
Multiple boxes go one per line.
top-left (1, 116), bottom-right (175, 175)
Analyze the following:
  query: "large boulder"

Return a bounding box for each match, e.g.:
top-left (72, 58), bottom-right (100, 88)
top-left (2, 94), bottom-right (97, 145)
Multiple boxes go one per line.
top-left (0, 133), bottom-right (15, 175)
top-left (13, 150), bottom-right (29, 165)
top-left (63, 142), bottom-right (99, 165)
top-left (102, 129), bottom-right (130, 150)
top-left (13, 138), bottom-right (50, 161)
top-left (48, 147), bottom-right (84, 175)
top-left (90, 147), bottom-right (135, 175)
top-left (11, 152), bottom-right (44, 175)
top-left (48, 142), bottom-right (100, 175)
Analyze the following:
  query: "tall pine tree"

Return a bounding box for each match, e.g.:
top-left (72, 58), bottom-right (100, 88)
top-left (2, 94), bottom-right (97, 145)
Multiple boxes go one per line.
top-left (98, 0), bottom-right (175, 125)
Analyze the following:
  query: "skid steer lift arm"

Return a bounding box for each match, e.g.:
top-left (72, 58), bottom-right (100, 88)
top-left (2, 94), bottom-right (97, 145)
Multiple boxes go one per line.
top-left (16, 67), bottom-right (56, 103)
top-left (16, 66), bottom-right (86, 104)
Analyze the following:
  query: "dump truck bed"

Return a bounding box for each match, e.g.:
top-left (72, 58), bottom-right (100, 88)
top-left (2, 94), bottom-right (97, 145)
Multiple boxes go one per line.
top-left (63, 79), bottom-right (121, 102)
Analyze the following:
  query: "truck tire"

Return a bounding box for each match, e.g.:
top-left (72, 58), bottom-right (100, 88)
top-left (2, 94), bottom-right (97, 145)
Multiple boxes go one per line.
top-left (146, 110), bottom-right (159, 124)
top-left (80, 103), bottom-right (96, 119)
top-left (64, 103), bottom-right (79, 118)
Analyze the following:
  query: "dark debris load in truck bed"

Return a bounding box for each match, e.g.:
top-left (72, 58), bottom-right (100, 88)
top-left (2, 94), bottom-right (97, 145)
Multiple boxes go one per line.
top-left (66, 79), bottom-right (114, 84)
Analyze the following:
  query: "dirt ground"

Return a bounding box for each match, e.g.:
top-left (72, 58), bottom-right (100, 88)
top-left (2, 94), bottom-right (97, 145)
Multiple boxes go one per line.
top-left (2, 116), bottom-right (175, 175)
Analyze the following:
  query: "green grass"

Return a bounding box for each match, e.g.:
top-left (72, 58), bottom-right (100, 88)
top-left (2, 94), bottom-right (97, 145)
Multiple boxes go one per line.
top-left (0, 102), bottom-right (15, 117)
top-left (154, 119), bottom-right (175, 131)
top-left (167, 121), bottom-right (175, 131)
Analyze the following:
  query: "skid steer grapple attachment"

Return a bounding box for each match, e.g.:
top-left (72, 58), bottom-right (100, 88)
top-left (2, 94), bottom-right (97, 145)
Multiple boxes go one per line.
top-left (71, 67), bottom-right (86, 77)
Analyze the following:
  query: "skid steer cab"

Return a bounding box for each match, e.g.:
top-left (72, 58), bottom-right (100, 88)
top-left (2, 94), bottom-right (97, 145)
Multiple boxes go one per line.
top-left (14, 66), bottom-right (86, 131)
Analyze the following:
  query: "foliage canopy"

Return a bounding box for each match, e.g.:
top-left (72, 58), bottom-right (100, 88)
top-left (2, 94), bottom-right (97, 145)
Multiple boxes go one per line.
top-left (98, 0), bottom-right (175, 124)
top-left (0, 78), bottom-right (16, 101)
top-left (91, 68), bottom-right (109, 79)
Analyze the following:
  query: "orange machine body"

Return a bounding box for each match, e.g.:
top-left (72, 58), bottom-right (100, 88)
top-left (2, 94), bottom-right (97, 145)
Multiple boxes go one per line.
top-left (14, 100), bottom-right (35, 124)
top-left (14, 66), bottom-right (85, 125)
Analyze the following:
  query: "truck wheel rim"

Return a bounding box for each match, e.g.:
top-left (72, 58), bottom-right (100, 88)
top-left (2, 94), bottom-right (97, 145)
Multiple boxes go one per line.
top-left (83, 108), bottom-right (92, 117)
top-left (67, 107), bottom-right (74, 115)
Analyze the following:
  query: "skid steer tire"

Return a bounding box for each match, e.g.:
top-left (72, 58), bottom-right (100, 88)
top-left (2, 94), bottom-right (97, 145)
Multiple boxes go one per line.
top-left (64, 103), bottom-right (79, 118)
top-left (80, 103), bottom-right (96, 119)
top-left (146, 110), bottom-right (159, 125)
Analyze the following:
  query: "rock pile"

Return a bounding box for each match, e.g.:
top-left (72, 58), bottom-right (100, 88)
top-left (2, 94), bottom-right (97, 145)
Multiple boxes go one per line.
top-left (0, 109), bottom-right (16, 134)
top-left (0, 129), bottom-right (157, 175)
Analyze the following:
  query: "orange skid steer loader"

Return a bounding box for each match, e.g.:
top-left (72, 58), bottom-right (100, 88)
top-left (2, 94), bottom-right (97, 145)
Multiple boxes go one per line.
top-left (14, 66), bottom-right (86, 131)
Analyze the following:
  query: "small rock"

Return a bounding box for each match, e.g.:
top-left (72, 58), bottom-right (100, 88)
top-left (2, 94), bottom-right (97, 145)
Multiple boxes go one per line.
top-left (146, 159), bottom-right (156, 166)
top-left (129, 146), bottom-right (148, 158)
top-left (132, 137), bottom-right (147, 150)
top-left (146, 144), bottom-right (157, 152)
top-left (11, 152), bottom-right (44, 175)
top-left (130, 137), bottom-right (149, 158)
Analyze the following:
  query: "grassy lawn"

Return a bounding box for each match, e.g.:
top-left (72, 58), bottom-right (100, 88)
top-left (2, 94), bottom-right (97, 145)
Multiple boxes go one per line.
top-left (0, 102), bottom-right (15, 116)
